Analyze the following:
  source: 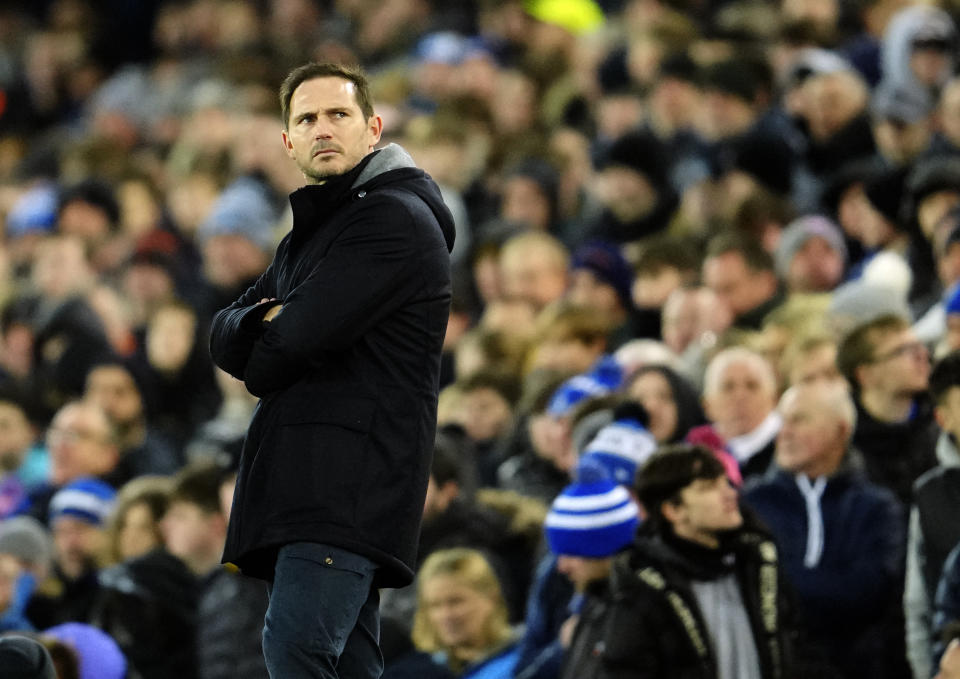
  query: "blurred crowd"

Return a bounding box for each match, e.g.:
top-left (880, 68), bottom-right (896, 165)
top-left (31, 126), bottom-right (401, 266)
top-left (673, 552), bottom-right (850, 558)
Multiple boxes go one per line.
top-left (3, 0), bottom-right (960, 677)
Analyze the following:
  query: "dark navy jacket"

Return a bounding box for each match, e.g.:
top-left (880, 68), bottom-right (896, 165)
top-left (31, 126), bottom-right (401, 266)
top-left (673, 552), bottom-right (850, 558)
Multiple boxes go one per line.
top-left (744, 459), bottom-right (904, 676)
top-left (210, 144), bottom-right (454, 587)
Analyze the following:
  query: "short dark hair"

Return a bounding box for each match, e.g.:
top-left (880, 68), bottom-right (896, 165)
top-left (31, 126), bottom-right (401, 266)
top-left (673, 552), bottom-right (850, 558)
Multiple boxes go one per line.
top-left (836, 313), bottom-right (909, 385)
top-left (456, 369), bottom-right (522, 408)
top-left (634, 444), bottom-right (725, 529)
top-left (931, 350), bottom-right (960, 404)
top-left (169, 462), bottom-right (227, 515)
top-left (634, 235), bottom-right (700, 278)
top-left (705, 231), bottom-right (774, 273)
top-left (279, 62), bottom-right (374, 129)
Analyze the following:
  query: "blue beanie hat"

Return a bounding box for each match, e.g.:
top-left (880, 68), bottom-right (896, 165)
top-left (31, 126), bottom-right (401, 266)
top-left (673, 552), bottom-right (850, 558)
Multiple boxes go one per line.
top-left (49, 478), bottom-right (116, 527)
top-left (545, 458), bottom-right (639, 557)
top-left (546, 355), bottom-right (625, 417)
top-left (581, 418), bottom-right (658, 486)
top-left (571, 241), bottom-right (635, 310)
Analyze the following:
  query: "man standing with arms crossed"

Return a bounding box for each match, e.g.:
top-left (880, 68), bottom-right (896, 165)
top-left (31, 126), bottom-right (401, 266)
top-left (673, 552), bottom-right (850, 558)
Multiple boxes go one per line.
top-left (209, 63), bottom-right (455, 678)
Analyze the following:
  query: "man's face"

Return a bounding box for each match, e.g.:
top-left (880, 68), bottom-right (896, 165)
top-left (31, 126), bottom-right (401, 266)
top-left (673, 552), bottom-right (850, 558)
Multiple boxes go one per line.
top-left (46, 405), bottom-right (117, 486)
top-left (53, 516), bottom-right (104, 580)
top-left (161, 501), bottom-right (218, 565)
top-left (704, 360), bottom-right (776, 438)
top-left (594, 166), bottom-right (657, 223)
top-left (789, 343), bottom-right (843, 387)
top-left (775, 388), bottom-right (845, 476)
top-left (860, 329), bottom-right (930, 395)
top-left (556, 555), bottom-right (613, 592)
top-left (787, 236), bottom-right (844, 293)
top-left (567, 268), bottom-right (624, 318)
top-left (873, 118), bottom-right (931, 167)
top-left (458, 387), bottom-right (512, 443)
top-left (499, 249), bottom-right (567, 311)
top-left (703, 252), bottom-right (768, 318)
top-left (668, 475), bottom-right (743, 543)
top-left (85, 365), bottom-right (143, 429)
top-left (281, 76), bottom-right (382, 183)
top-left (501, 176), bottom-right (551, 231)
top-left (118, 501), bottom-right (161, 562)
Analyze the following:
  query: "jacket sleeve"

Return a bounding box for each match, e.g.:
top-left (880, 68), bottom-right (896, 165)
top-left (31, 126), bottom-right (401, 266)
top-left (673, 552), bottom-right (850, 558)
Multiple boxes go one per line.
top-left (242, 195), bottom-right (432, 396)
top-left (209, 263), bottom-right (278, 380)
top-left (933, 544), bottom-right (960, 671)
top-left (599, 596), bottom-right (662, 679)
top-left (514, 556), bottom-right (566, 679)
top-left (905, 508), bottom-right (934, 679)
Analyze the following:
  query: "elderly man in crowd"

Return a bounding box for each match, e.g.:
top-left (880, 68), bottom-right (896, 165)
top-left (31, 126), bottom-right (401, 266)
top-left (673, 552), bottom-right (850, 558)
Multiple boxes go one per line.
top-left (745, 382), bottom-right (905, 678)
top-left (697, 346), bottom-right (782, 482)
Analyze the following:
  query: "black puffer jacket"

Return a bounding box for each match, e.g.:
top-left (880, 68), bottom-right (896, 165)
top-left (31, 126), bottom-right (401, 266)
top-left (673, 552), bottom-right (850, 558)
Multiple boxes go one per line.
top-left (562, 526), bottom-right (798, 679)
top-left (197, 568), bottom-right (269, 679)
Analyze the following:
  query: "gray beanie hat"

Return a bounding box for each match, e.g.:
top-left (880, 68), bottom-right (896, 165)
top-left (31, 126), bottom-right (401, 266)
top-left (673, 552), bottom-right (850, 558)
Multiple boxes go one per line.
top-left (0, 635), bottom-right (56, 679)
top-left (775, 215), bottom-right (847, 279)
top-left (0, 517), bottom-right (53, 572)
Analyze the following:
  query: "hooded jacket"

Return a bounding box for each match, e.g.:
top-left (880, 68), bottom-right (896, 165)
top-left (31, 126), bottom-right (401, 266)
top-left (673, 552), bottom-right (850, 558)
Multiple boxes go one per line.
top-left (210, 144), bottom-right (455, 587)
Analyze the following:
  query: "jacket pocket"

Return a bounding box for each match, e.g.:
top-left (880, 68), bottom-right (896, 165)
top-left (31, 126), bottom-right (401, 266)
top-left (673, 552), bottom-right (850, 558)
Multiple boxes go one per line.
top-left (267, 395), bottom-right (376, 527)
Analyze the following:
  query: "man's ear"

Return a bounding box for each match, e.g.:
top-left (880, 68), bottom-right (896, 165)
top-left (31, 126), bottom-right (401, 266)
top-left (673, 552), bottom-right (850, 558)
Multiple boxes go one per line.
top-left (367, 115), bottom-right (383, 147)
top-left (661, 499), bottom-right (682, 526)
top-left (281, 130), bottom-right (294, 158)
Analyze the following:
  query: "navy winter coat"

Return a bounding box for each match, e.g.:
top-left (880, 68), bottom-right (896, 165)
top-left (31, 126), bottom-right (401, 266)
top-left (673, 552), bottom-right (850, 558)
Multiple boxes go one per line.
top-left (210, 144), bottom-right (454, 587)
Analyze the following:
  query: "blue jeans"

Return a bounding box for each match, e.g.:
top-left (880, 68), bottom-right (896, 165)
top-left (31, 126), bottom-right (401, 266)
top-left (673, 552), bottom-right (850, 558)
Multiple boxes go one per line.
top-left (263, 543), bottom-right (382, 679)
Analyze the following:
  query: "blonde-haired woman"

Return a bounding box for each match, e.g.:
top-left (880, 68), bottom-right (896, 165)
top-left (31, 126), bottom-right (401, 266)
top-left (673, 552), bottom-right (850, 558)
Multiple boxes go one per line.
top-left (411, 548), bottom-right (520, 679)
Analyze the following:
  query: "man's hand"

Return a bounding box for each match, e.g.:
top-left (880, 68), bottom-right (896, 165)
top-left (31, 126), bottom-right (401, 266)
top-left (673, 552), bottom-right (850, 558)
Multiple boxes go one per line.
top-left (260, 298), bottom-right (283, 323)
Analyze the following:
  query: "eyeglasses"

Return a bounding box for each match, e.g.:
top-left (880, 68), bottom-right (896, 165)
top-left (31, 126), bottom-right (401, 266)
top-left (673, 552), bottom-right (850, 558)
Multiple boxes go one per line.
top-left (871, 340), bottom-right (927, 363)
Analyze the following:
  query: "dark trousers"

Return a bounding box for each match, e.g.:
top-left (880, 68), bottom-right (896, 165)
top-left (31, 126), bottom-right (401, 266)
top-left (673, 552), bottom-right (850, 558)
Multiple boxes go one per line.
top-left (263, 543), bottom-right (382, 679)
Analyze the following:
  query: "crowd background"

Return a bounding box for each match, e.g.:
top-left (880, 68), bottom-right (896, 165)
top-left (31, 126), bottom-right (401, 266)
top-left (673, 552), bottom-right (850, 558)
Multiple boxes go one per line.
top-left (2, 0), bottom-right (960, 677)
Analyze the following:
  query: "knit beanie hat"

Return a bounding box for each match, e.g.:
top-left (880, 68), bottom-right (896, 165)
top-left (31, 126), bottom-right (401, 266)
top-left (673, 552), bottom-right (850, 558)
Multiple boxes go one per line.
top-left (0, 635), bottom-right (56, 679)
top-left (571, 241), bottom-right (634, 310)
top-left (198, 176), bottom-right (278, 253)
top-left (597, 130), bottom-right (670, 189)
top-left (545, 458), bottom-right (639, 557)
top-left (0, 516), bottom-right (53, 572)
top-left (546, 355), bottom-right (624, 417)
top-left (727, 132), bottom-right (795, 196)
top-left (863, 167), bottom-right (908, 227)
top-left (775, 215), bottom-right (847, 279)
top-left (48, 478), bottom-right (116, 527)
top-left (581, 417), bottom-right (658, 486)
top-left (44, 623), bottom-right (127, 679)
